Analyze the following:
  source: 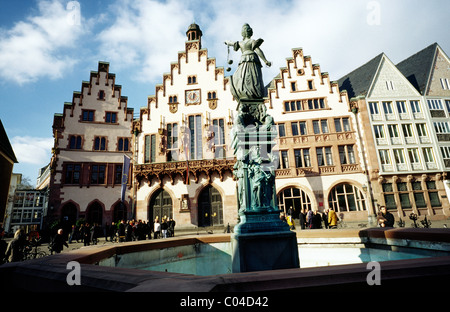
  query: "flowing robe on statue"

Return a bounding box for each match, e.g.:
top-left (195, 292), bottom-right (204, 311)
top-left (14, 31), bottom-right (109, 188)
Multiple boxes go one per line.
top-left (230, 38), bottom-right (265, 101)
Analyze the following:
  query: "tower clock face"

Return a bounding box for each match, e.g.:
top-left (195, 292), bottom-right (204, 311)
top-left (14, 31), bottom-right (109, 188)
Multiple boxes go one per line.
top-left (185, 89), bottom-right (200, 105)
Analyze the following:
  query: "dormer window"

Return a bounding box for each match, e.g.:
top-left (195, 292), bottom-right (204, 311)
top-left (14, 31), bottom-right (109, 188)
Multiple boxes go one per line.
top-left (386, 81), bottom-right (395, 90)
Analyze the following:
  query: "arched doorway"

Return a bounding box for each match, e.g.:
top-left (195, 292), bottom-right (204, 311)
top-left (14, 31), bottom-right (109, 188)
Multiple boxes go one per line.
top-left (198, 185), bottom-right (223, 227)
top-left (328, 183), bottom-right (366, 212)
top-left (112, 201), bottom-right (127, 223)
top-left (277, 187), bottom-right (312, 218)
top-left (87, 201), bottom-right (103, 225)
top-left (61, 202), bottom-right (78, 233)
top-left (148, 189), bottom-right (172, 222)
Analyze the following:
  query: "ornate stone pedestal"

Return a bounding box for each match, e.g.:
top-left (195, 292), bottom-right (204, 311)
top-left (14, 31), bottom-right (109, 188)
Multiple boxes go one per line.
top-left (231, 99), bottom-right (300, 273)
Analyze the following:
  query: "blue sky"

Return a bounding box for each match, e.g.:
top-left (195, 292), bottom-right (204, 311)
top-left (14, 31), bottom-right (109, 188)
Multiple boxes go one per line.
top-left (1, 0), bottom-right (449, 185)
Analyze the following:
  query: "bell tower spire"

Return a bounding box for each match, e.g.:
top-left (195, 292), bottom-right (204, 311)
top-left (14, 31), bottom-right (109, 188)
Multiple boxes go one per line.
top-left (186, 23), bottom-right (202, 49)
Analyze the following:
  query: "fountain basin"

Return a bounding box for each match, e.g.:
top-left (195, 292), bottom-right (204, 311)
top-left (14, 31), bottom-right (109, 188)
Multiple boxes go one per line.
top-left (1, 228), bottom-right (449, 292)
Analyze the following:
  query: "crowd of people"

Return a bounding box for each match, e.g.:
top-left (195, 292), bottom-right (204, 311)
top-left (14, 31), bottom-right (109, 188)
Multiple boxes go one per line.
top-left (281, 207), bottom-right (339, 230)
top-left (68, 217), bottom-right (176, 246)
top-left (281, 205), bottom-right (395, 229)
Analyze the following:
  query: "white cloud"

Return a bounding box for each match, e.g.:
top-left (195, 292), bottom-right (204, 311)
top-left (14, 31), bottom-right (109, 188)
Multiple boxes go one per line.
top-left (96, 0), bottom-right (450, 87)
top-left (97, 0), bottom-right (195, 83)
top-left (11, 136), bottom-right (53, 165)
top-left (0, 0), bottom-right (87, 84)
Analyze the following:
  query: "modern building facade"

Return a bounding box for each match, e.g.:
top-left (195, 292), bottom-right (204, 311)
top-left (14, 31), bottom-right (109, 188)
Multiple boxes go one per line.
top-left (49, 62), bottom-right (134, 230)
top-left (339, 46), bottom-right (450, 221)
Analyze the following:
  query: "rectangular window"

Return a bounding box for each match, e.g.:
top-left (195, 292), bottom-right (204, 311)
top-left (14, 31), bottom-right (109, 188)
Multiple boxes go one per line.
top-left (144, 135), bottom-right (150, 163)
top-left (407, 148), bottom-right (420, 164)
top-left (422, 147), bottom-right (435, 163)
top-left (414, 192), bottom-right (427, 208)
top-left (388, 124), bottom-right (399, 138)
top-left (313, 120), bottom-right (320, 134)
top-left (291, 81), bottom-right (297, 91)
top-left (94, 137), bottom-right (107, 151)
top-left (339, 146), bottom-right (347, 164)
top-left (294, 148), bottom-right (310, 168)
top-left (82, 110), bottom-right (94, 121)
top-left (317, 147), bottom-right (333, 166)
top-left (347, 145), bottom-right (356, 163)
top-left (167, 123), bottom-right (178, 149)
top-left (280, 150), bottom-right (289, 169)
top-left (393, 149), bottom-right (405, 164)
top-left (334, 118), bottom-right (351, 132)
top-left (189, 115), bottom-right (202, 160)
top-left (427, 99), bottom-right (443, 110)
top-left (382, 101), bottom-right (393, 114)
top-left (396, 101), bottom-right (407, 114)
top-left (338, 145), bottom-right (356, 165)
top-left (307, 98), bottom-right (325, 110)
top-left (369, 102), bottom-right (379, 115)
top-left (114, 164), bottom-right (123, 184)
top-left (416, 123), bottom-right (428, 137)
top-left (144, 134), bottom-right (156, 163)
top-left (291, 122), bottom-right (299, 136)
top-left (118, 138), bottom-right (129, 151)
top-left (342, 118), bottom-right (351, 131)
top-left (410, 100), bottom-right (421, 113)
top-left (379, 150), bottom-right (391, 165)
top-left (91, 164), bottom-right (106, 185)
top-left (374, 125), bottom-right (385, 139)
top-left (150, 134), bottom-right (156, 163)
top-left (213, 118), bottom-right (226, 158)
top-left (105, 112), bottom-right (117, 123)
top-left (278, 123), bottom-right (286, 137)
top-left (316, 148), bottom-right (323, 166)
top-left (325, 147), bottom-right (333, 166)
top-left (386, 81), bottom-right (395, 90)
top-left (69, 136), bottom-right (82, 149)
top-left (440, 78), bottom-right (450, 90)
top-left (384, 194), bottom-right (396, 209)
top-left (284, 100), bottom-right (303, 112)
top-left (441, 146), bottom-right (450, 159)
top-left (167, 123), bottom-right (178, 161)
top-left (321, 120), bottom-right (329, 133)
top-left (434, 121), bottom-right (450, 133)
top-left (334, 118), bottom-right (342, 132)
top-left (446, 100), bottom-right (450, 114)
top-left (292, 121), bottom-right (307, 136)
top-left (299, 121), bottom-right (307, 135)
top-left (65, 164), bottom-right (81, 184)
top-left (399, 193), bottom-right (412, 208)
top-left (402, 124), bottom-right (413, 138)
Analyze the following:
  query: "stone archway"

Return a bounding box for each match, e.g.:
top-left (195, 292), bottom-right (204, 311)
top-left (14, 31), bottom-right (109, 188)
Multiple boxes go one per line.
top-left (148, 188), bottom-right (173, 222)
top-left (86, 201), bottom-right (103, 225)
top-left (328, 183), bottom-right (367, 213)
top-left (198, 185), bottom-right (223, 227)
top-left (60, 202), bottom-right (78, 234)
top-left (277, 186), bottom-right (312, 218)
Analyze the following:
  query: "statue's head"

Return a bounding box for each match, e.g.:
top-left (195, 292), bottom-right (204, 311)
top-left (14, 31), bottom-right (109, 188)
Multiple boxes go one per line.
top-left (241, 23), bottom-right (253, 38)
